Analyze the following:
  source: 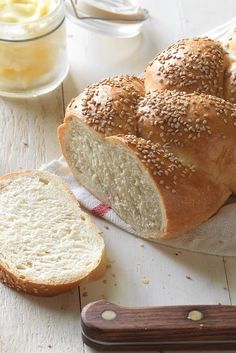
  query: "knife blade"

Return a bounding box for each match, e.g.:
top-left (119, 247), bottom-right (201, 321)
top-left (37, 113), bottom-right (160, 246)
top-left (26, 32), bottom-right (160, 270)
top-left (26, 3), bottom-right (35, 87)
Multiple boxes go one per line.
top-left (81, 300), bottom-right (236, 350)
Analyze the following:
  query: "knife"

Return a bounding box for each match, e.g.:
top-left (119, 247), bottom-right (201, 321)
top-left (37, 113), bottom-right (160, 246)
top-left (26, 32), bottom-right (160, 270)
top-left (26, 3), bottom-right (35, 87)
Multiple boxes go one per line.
top-left (81, 300), bottom-right (236, 350)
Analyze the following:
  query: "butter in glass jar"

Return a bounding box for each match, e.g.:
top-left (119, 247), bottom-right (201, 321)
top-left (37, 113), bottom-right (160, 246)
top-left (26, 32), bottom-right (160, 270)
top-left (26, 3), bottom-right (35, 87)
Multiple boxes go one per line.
top-left (0, 0), bottom-right (69, 97)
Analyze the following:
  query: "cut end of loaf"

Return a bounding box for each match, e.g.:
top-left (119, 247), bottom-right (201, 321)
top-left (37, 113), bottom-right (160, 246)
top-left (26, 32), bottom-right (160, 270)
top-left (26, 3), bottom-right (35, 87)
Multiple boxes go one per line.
top-left (59, 119), bottom-right (166, 240)
top-left (0, 170), bottom-right (105, 296)
top-left (59, 112), bottom-right (230, 241)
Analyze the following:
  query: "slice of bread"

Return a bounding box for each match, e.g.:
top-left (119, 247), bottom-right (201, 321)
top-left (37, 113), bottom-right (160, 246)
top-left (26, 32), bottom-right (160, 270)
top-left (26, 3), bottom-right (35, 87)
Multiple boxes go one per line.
top-left (0, 170), bottom-right (105, 296)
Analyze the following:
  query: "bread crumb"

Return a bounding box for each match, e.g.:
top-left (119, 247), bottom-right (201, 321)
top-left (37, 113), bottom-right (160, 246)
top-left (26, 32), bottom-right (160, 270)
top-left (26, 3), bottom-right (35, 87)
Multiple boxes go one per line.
top-left (80, 216), bottom-right (86, 221)
top-left (82, 291), bottom-right (88, 297)
top-left (141, 277), bottom-right (149, 284)
top-left (104, 225), bottom-right (109, 230)
top-left (175, 251), bottom-right (182, 256)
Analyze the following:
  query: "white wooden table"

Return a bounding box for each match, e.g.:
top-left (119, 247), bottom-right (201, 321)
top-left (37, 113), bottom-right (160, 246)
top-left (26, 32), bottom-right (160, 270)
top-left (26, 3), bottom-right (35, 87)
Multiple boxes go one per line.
top-left (1, 1), bottom-right (236, 352)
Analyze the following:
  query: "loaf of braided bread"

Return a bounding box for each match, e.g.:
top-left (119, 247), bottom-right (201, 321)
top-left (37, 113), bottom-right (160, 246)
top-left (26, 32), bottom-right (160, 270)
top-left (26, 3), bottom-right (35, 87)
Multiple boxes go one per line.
top-left (58, 36), bottom-right (236, 240)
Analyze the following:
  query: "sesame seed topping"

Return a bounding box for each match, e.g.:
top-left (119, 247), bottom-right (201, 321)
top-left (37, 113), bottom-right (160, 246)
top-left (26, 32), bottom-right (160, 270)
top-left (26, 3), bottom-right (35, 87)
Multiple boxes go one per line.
top-left (71, 75), bottom-right (144, 137)
top-left (67, 63), bottom-right (236, 204)
top-left (146, 37), bottom-right (225, 97)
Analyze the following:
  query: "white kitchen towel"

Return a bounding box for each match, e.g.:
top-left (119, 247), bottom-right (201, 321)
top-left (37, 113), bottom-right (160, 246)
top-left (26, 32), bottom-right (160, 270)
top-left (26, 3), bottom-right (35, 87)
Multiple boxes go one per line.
top-left (42, 19), bottom-right (236, 257)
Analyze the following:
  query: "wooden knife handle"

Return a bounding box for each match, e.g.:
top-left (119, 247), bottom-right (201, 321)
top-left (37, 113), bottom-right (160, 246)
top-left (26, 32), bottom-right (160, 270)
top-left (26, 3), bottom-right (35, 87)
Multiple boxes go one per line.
top-left (81, 300), bottom-right (236, 350)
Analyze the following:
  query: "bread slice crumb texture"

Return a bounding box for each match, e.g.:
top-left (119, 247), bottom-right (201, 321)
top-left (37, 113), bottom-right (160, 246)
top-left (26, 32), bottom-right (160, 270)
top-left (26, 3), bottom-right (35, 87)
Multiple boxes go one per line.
top-left (0, 170), bottom-right (104, 287)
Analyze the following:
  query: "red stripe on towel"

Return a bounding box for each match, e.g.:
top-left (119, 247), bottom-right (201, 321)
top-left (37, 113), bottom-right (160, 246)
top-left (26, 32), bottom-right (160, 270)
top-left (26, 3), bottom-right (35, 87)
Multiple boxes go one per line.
top-left (92, 203), bottom-right (111, 217)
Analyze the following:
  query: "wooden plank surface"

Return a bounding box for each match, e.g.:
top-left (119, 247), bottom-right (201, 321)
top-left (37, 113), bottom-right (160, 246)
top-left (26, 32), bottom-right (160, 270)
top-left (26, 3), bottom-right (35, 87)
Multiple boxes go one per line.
top-left (0, 90), bottom-right (64, 174)
top-left (82, 220), bottom-right (232, 353)
top-left (0, 1), bottom-right (236, 353)
top-left (0, 90), bottom-right (84, 353)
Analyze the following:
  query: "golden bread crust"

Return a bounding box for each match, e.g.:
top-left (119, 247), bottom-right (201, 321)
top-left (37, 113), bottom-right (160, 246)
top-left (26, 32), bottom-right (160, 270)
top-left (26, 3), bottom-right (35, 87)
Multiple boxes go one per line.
top-left (58, 74), bottom-right (235, 239)
top-left (66, 75), bottom-right (144, 137)
top-left (115, 135), bottom-right (230, 238)
top-left (138, 90), bottom-right (236, 193)
top-left (145, 38), bottom-right (226, 97)
top-left (0, 170), bottom-right (105, 296)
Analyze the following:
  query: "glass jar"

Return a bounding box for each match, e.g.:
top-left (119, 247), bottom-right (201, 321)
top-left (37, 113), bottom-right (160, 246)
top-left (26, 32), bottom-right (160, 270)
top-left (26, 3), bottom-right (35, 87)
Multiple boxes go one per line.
top-left (65, 0), bottom-right (149, 38)
top-left (0, 0), bottom-right (69, 98)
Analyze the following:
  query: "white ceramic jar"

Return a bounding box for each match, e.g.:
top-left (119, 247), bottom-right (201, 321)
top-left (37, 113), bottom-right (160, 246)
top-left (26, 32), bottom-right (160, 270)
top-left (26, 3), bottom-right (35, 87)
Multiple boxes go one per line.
top-left (0, 0), bottom-right (68, 97)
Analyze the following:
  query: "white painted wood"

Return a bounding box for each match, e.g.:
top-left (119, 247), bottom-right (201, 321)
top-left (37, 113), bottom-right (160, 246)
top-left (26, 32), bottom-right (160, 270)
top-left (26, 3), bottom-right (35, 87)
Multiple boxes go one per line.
top-left (224, 258), bottom-right (236, 304)
top-left (0, 89), bottom-right (64, 174)
top-left (82, 219), bottom-right (231, 353)
top-left (1, 1), bottom-right (236, 353)
top-left (81, 219), bottom-right (230, 308)
top-left (0, 89), bottom-right (83, 353)
top-left (0, 287), bottom-right (83, 353)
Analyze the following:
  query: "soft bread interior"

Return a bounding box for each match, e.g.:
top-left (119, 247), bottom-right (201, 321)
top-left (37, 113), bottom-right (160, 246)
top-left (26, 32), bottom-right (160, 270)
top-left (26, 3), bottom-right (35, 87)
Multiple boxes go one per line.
top-left (61, 120), bottom-right (164, 239)
top-left (0, 171), bottom-right (104, 286)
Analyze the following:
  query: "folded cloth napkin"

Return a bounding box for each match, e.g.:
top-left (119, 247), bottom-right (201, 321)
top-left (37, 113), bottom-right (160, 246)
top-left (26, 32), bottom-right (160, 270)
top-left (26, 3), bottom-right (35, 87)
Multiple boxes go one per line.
top-left (42, 18), bottom-right (236, 257)
top-left (41, 157), bottom-right (236, 257)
